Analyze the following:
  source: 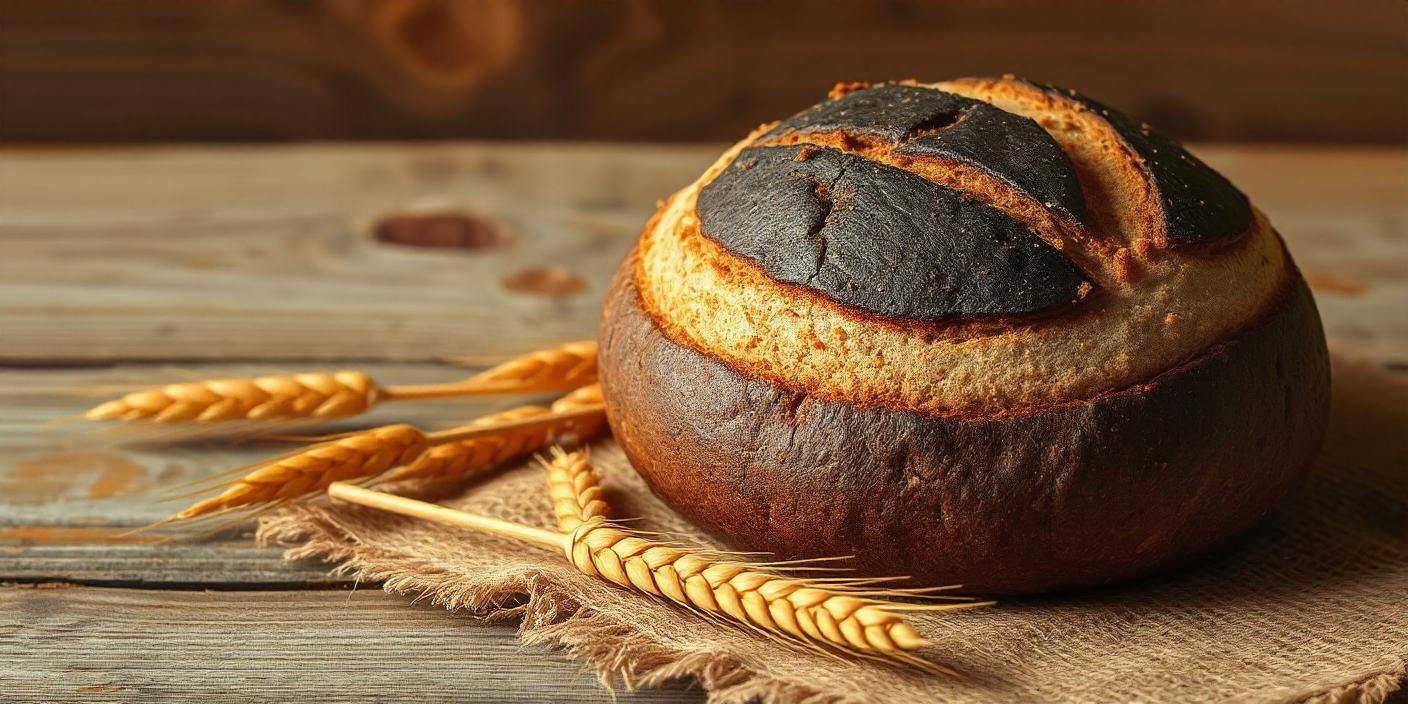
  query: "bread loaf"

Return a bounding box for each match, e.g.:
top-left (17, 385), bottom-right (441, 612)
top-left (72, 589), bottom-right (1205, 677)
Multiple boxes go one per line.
top-left (598, 76), bottom-right (1331, 594)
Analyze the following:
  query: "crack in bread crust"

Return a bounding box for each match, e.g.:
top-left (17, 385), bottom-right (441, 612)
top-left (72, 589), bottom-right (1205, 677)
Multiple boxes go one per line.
top-left (761, 82), bottom-right (1089, 226)
top-left (755, 129), bottom-right (1114, 286)
top-left (937, 76), bottom-right (1253, 248)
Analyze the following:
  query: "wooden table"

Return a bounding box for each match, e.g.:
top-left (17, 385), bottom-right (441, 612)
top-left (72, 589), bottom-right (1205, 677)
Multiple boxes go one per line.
top-left (2, 143), bottom-right (1404, 702)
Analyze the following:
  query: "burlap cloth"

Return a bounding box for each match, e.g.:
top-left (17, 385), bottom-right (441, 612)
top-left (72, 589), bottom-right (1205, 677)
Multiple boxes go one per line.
top-left (259, 354), bottom-right (1408, 703)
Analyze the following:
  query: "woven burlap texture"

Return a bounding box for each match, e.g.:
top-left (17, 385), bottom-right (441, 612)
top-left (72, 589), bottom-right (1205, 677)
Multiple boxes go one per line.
top-left (259, 355), bottom-right (1408, 703)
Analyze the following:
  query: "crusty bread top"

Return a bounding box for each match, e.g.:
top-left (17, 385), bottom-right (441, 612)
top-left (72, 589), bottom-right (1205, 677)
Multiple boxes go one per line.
top-left (631, 76), bottom-right (1290, 418)
top-left (759, 83), bottom-right (1090, 226)
top-left (697, 143), bottom-right (1093, 319)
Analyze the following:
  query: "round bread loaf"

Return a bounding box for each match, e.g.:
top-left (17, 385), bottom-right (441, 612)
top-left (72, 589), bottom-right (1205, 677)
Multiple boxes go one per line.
top-left (597, 76), bottom-right (1331, 594)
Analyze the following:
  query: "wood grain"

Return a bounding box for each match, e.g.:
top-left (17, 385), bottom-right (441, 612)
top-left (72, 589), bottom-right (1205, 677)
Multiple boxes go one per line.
top-left (0, 541), bottom-right (337, 587)
top-left (1, 586), bottom-right (699, 703)
top-left (0, 143), bottom-right (713, 363)
top-left (0, 0), bottom-right (1403, 144)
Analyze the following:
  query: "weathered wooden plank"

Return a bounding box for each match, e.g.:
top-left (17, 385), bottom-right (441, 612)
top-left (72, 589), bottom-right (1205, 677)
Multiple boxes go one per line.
top-left (0, 145), bottom-right (1404, 364)
top-left (0, 143), bottom-right (712, 363)
top-left (0, 541), bottom-right (337, 586)
top-left (0, 585), bottom-right (702, 703)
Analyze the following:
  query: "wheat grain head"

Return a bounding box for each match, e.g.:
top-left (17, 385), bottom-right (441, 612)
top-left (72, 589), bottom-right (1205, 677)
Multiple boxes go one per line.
top-left (381, 383), bottom-right (605, 483)
top-left (176, 424), bottom-right (427, 518)
top-left (461, 340), bottom-right (597, 392)
top-left (544, 447), bottom-right (608, 532)
top-left (85, 371), bottom-right (378, 423)
top-left (84, 340), bottom-right (599, 423)
top-left (542, 448), bottom-right (942, 659)
top-left (567, 521), bottom-right (934, 654)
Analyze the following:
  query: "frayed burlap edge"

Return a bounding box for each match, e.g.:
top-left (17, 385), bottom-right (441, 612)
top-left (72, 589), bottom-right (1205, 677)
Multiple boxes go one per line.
top-left (257, 503), bottom-right (838, 704)
top-left (1295, 660), bottom-right (1407, 704)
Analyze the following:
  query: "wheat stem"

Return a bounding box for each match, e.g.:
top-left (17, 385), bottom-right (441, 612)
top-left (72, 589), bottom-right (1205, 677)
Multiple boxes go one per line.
top-left (328, 479), bottom-right (939, 658)
top-left (85, 341), bottom-right (597, 423)
top-left (331, 450), bottom-right (955, 663)
top-left (328, 482), bottom-right (565, 548)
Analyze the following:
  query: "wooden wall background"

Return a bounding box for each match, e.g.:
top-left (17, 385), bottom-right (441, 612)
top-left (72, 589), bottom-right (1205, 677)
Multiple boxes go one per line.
top-left (0, 0), bottom-right (1405, 144)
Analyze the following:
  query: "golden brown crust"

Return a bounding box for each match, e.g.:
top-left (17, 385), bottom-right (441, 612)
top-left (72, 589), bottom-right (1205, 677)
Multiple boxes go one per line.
top-left (600, 252), bottom-right (1331, 594)
top-left (630, 75), bottom-right (1286, 418)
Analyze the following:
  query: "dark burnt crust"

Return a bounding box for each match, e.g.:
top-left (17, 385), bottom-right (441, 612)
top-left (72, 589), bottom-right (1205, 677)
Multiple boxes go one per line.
top-left (1030, 80), bottom-right (1253, 245)
top-left (638, 207), bottom-right (1122, 353)
top-left (599, 254), bottom-right (1331, 594)
top-left (761, 83), bottom-right (1087, 225)
top-left (696, 144), bottom-right (1092, 320)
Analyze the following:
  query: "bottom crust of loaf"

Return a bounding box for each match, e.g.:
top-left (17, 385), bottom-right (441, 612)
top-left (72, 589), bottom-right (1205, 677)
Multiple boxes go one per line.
top-left (598, 251), bottom-right (1331, 595)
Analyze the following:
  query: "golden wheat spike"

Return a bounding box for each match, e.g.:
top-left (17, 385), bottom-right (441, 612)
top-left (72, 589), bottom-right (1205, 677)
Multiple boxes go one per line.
top-left (169, 387), bottom-right (606, 519)
top-left (177, 424), bottom-right (428, 518)
top-left (85, 371), bottom-right (379, 423)
top-left (544, 447), bottom-right (608, 532)
top-left (330, 459), bottom-right (969, 666)
top-left (539, 449), bottom-right (947, 658)
top-left (381, 383), bottom-right (606, 483)
top-left (565, 520), bottom-right (937, 655)
top-left (84, 341), bottom-right (597, 423)
top-left (378, 341), bottom-right (599, 401)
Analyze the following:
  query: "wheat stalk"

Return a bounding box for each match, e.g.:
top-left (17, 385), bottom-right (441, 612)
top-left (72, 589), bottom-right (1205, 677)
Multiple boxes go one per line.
top-left (170, 386), bottom-right (606, 519)
top-left (541, 449), bottom-right (965, 662)
top-left (85, 371), bottom-right (380, 423)
top-left (177, 424), bottom-right (429, 518)
top-left (85, 341), bottom-right (597, 423)
top-left (380, 384), bottom-right (606, 483)
top-left (328, 451), bottom-right (983, 668)
top-left (384, 341), bottom-right (599, 400)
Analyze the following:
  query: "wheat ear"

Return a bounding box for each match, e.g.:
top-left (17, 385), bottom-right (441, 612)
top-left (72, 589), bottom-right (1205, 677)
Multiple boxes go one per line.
top-left (329, 452), bottom-right (973, 666)
top-left (172, 391), bottom-right (604, 519)
top-left (380, 341), bottom-right (598, 400)
top-left (84, 371), bottom-right (380, 423)
top-left (380, 384), bottom-right (606, 483)
top-left (325, 479), bottom-right (953, 667)
top-left (541, 450), bottom-right (959, 661)
top-left (85, 341), bottom-right (597, 423)
top-left (176, 424), bottom-right (429, 519)
top-left (544, 447), bottom-right (609, 531)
